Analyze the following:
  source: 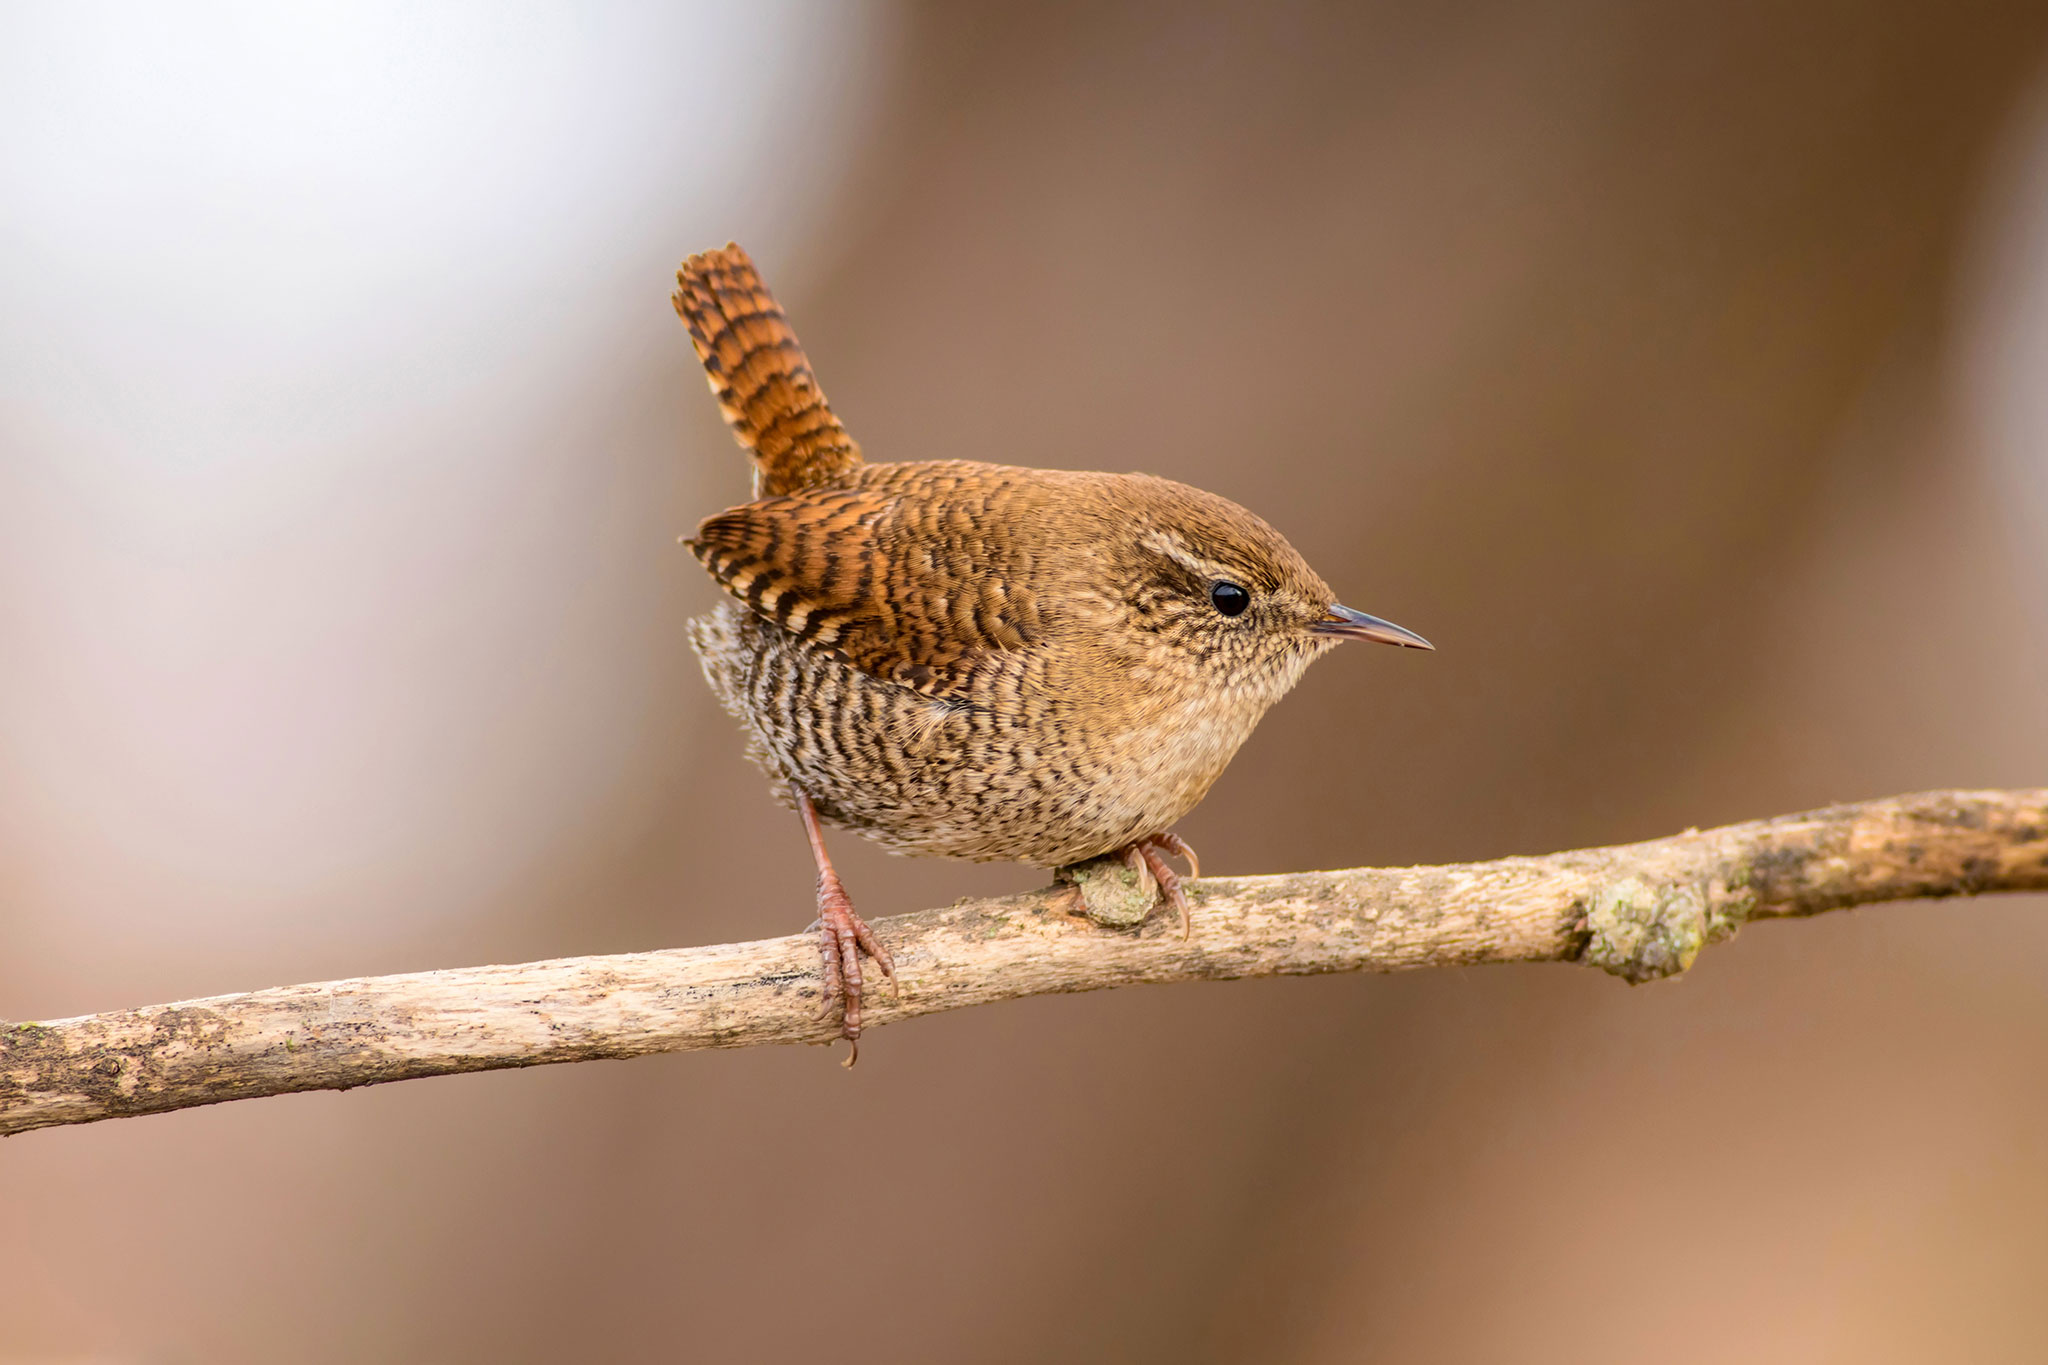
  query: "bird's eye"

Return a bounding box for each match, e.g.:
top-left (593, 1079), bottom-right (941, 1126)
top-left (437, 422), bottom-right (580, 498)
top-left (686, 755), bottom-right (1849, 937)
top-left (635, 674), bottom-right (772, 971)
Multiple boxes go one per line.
top-left (1209, 581), bottom-right (1251, 617)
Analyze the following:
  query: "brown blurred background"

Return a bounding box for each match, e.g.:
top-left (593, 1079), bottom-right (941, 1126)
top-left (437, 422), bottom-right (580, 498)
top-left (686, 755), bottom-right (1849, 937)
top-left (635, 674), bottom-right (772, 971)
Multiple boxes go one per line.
top-left (4, 1), bottom-right (2048, 1360)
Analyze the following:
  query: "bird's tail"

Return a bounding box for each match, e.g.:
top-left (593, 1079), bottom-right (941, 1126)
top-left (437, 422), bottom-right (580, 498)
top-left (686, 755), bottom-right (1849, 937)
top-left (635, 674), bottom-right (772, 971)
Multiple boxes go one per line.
top-left (672, 243), bottom-right (863, 496)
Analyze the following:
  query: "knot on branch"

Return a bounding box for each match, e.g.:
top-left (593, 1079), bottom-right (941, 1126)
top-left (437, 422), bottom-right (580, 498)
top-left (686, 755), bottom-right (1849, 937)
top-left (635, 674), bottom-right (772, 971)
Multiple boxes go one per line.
top-left (1059, 852), bottom-right (1156, 928)
top-left (1578, 873), bottom-right (1753, 985)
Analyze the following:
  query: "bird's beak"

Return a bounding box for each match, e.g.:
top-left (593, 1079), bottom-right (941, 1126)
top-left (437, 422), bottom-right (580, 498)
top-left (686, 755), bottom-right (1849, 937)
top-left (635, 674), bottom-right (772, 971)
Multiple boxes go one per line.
top-left (1311, 604), bottom-right (1434, 650)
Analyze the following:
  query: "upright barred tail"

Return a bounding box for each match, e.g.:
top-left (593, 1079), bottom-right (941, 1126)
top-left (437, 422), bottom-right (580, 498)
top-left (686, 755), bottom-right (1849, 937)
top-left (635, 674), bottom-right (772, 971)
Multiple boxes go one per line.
top-left (673, 243), bottom-right (863, 496)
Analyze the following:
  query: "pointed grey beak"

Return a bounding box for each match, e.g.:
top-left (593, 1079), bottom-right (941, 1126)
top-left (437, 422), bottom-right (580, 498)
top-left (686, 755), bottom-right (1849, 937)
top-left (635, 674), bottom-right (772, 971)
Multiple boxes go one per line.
top-left (1311, 604), bottom-right (1434, 650)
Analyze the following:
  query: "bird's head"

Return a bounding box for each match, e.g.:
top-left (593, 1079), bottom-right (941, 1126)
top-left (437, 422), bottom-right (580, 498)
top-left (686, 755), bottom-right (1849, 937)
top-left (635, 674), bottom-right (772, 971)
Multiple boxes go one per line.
top-left (1091, 474), bottom-right (1431, 704)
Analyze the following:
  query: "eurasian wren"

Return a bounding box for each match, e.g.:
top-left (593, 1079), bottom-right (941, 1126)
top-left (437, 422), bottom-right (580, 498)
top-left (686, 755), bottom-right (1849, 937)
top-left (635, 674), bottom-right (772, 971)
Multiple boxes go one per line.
top-left (674, 244), bottom-right (1431, 1061)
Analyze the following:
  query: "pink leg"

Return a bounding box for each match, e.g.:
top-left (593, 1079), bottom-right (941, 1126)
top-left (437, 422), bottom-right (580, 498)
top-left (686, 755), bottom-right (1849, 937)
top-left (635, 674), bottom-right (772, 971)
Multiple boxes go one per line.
top-left (1119, 832), bottom-right (1202, 939)
top-left (797, 791), bottom-right (896, 1067)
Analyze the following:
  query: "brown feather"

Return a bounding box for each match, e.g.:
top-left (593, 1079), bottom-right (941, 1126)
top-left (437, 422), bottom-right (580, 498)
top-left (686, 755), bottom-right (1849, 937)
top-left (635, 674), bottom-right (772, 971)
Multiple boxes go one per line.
top-left (688, 464), bottom-right (1047, 698)
top-left (672, 243), bottom-right (862, 496)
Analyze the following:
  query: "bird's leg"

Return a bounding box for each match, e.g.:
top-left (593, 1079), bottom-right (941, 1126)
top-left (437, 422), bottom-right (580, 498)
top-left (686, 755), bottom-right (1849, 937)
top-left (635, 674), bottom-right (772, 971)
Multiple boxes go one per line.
top-left (1120, 832), bottom-right (1202, 939)
top-left (796, 790), bottom-right (896, 1066)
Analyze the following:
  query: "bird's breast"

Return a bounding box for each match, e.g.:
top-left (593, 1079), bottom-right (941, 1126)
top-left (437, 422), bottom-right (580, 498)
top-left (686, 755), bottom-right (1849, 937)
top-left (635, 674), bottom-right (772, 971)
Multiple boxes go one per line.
top-left (693, 603), bottom-right (1296, 867)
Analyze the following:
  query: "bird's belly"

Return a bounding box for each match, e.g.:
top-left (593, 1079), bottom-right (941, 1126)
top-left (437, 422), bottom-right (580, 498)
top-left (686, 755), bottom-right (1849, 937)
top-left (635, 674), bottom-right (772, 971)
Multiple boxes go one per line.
top-left (689, 606), bottom-right (1250, 867)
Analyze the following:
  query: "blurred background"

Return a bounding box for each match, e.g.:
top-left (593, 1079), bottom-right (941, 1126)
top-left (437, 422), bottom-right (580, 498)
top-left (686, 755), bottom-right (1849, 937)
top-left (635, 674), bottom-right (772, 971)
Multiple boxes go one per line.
top-left (3, 1), bottom-right (2047, 1359)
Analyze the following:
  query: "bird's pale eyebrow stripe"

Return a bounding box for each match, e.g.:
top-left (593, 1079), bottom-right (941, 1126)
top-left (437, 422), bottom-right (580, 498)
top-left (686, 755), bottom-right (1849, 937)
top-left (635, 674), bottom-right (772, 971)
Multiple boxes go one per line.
top-left (1139, 530), bottom-right (1234, 582)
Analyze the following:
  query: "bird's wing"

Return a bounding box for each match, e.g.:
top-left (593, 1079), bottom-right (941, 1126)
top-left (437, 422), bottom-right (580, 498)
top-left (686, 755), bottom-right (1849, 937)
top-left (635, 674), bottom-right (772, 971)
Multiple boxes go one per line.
top-left (689, 485), bottom-right (1043, 698)
top-left (672, 243), bottom-right (863, 496)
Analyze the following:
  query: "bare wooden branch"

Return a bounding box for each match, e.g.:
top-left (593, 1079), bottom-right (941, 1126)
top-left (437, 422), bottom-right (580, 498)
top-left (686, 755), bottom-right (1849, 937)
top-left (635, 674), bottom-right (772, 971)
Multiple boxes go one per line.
top-left (4, 788), bottom-right (2044, 1137)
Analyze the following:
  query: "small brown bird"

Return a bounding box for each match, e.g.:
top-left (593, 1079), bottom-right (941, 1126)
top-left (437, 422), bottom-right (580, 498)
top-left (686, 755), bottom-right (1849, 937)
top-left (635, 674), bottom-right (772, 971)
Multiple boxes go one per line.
top-left (673, 244), bottom-right (1430, 1061)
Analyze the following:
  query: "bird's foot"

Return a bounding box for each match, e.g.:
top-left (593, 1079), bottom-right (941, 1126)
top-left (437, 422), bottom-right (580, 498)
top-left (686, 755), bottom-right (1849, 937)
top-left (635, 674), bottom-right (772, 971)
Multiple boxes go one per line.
top-left (1122, 832), bottom-right (1202, 939)
top-left (811, 869), bottom-right (896, 1067)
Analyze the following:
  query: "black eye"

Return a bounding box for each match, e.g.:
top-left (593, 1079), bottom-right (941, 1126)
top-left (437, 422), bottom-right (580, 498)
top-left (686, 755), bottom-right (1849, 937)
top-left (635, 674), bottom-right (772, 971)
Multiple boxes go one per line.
top-left (1209, 581), bottom-right (1251, 617)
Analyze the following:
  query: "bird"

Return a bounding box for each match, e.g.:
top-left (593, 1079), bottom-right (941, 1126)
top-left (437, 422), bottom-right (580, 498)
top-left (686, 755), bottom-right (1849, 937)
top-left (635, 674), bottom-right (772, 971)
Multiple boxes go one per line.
top-left (672, 243), bottom-right (1431, 1063)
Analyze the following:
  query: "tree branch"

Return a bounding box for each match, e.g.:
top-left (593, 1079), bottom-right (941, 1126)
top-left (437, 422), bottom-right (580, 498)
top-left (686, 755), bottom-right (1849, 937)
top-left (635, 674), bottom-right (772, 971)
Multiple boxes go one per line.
top-left (4, 788), bottom-right (2044, 1137)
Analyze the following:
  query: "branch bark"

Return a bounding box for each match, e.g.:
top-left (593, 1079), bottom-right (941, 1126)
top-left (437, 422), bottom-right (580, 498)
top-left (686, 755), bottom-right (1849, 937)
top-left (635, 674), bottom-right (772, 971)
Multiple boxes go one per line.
top-left (5, 788), bottom-right (2044, 1137)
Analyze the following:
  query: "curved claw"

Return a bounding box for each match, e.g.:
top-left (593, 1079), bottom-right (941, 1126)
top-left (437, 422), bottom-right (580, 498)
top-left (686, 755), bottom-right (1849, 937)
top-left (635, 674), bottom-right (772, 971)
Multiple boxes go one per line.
top-left (1147, 830), bottom-right (1200, 880)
